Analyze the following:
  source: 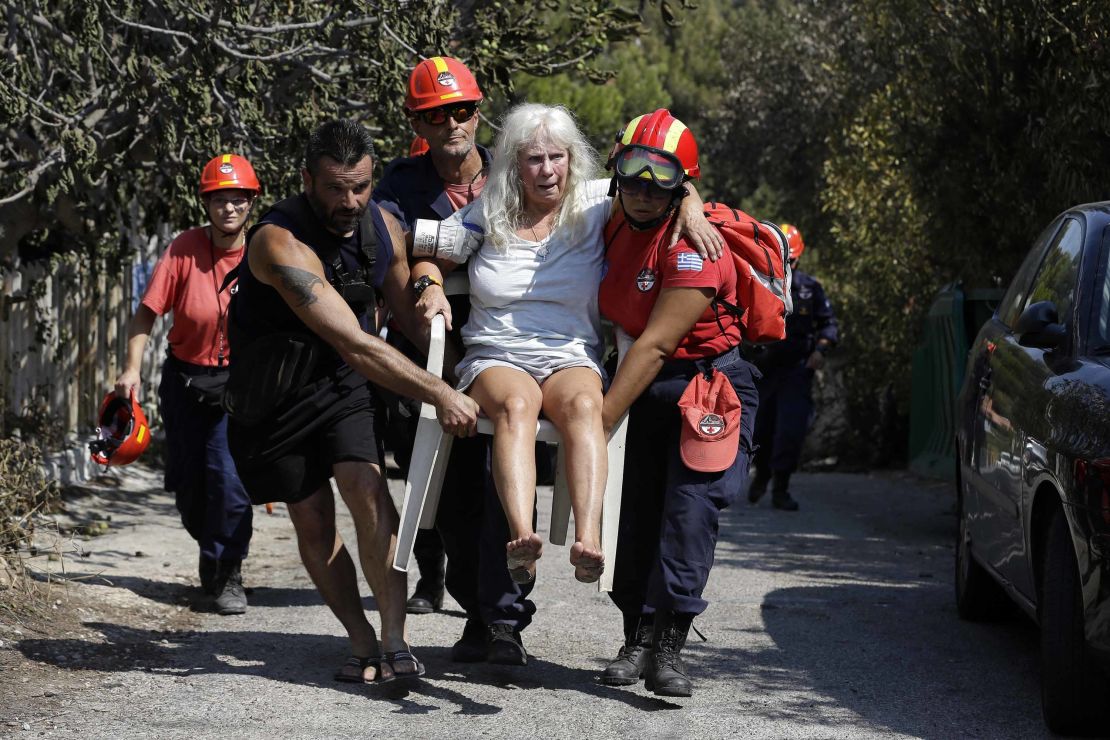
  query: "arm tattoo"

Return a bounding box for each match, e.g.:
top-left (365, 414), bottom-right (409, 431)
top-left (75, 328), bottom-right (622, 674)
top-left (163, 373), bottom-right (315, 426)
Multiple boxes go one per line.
top-left (269, 264), bottom-right (323, 307)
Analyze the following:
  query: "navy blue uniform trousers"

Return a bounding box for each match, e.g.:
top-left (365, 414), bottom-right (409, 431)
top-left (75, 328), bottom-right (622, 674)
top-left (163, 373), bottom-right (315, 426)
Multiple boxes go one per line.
top-left (160, 358), bottom-right (252, 562)
top-left (752, 363), bottom-right (813, 474)
top-left (609, 347), bottom-right (759, 617)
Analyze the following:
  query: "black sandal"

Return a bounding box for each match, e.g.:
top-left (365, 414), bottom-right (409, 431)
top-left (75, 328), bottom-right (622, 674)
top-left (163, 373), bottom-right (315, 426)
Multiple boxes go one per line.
top-left (333, 655), bottom-right (383, 684)
top-left (380, 649), bottom-right (426, 683)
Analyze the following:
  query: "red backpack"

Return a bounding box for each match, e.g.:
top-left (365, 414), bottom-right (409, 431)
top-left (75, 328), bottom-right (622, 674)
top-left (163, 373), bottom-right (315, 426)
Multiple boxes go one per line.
top-left (703, 202), bottom-right (793, 344)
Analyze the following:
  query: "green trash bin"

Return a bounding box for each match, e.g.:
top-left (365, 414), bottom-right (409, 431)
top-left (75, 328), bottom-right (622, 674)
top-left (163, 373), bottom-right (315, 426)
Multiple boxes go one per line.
top-left (908, 284), bottom-right (1003, 479)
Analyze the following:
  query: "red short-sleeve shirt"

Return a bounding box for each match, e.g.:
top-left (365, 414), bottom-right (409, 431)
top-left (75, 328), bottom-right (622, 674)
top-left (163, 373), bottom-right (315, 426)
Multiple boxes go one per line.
top-left (599, 216), bottom-right (741, 360)
top-left (141, 227), bottom-right (243, 367)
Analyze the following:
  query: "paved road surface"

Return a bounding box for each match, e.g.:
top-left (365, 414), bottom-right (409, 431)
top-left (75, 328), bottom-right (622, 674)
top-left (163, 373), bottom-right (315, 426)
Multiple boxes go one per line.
top-left (1, 466), bottom-right (1051, 739)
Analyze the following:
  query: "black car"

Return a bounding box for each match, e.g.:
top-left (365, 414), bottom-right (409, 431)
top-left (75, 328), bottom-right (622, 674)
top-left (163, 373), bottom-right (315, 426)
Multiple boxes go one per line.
top-left (955, 202), bottom-right (1110, 735)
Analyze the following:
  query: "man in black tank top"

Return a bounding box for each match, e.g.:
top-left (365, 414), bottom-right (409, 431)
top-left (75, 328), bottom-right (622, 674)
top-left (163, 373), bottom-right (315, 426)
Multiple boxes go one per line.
top-left (228, 120), bottom-right (479, 684)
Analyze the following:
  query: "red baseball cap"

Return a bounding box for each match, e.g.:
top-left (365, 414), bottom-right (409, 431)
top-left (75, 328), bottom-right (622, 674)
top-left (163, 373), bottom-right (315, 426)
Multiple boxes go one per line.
top-left (678, 369), bottom-right (742, 473)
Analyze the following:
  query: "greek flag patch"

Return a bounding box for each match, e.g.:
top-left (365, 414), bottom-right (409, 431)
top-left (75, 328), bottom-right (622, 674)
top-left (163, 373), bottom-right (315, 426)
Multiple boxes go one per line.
top-left (676, 253), bottom-right (703, 272)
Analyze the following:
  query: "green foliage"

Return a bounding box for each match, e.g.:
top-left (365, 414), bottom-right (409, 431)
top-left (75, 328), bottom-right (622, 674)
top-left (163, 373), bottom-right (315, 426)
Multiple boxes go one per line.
top-left (691, 0), bottom-right (1110, 463)
top-left (1, 0), bottom-right (685, 265)
top-left (513, 43), bottom-right (673, 148)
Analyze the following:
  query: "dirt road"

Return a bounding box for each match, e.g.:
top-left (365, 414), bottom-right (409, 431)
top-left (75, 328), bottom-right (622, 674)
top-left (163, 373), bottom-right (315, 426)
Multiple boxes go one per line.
top-left (0, 465), bottom-right (1050, 739)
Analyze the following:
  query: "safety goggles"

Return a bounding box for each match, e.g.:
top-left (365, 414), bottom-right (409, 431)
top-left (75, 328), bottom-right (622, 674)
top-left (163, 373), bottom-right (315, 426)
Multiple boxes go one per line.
top-left (613, 145), bottom-right (684, 190)
top-left (410, 101), bottom-right (480, 126)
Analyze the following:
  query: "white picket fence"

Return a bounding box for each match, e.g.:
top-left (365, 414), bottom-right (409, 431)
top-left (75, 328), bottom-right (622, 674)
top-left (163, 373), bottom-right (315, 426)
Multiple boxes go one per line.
top-left (1, 225), bottom-right (173, 485)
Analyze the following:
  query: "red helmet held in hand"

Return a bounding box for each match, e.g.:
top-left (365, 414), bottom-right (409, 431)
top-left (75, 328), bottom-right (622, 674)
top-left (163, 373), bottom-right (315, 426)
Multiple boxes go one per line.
top-left (199, 154), bottom-right (261, 196)
top-left (89, 391), bottom-right (151, 466)
top-left (780, 223), bottom-right (805, 262)
top-left (405, 57), bottom-right (484, 112)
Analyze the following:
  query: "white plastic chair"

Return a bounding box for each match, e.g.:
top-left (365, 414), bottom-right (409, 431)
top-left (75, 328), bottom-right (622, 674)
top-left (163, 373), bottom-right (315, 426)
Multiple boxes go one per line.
top-left (392, 272), bottom-right (632, 592)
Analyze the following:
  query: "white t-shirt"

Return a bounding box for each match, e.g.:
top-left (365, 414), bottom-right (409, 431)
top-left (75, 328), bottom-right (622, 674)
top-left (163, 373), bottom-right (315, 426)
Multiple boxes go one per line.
top-left (439, 179), bottom-right (611, 372)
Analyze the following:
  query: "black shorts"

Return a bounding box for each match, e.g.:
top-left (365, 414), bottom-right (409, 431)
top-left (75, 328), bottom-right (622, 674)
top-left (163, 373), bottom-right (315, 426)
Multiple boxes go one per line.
top-left (228, 363), bottom-right (383, 505)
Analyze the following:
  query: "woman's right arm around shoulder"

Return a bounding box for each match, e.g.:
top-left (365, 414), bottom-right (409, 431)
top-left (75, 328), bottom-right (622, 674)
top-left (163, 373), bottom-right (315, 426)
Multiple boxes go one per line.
top-left (248, 224), bottom-right (479, 436)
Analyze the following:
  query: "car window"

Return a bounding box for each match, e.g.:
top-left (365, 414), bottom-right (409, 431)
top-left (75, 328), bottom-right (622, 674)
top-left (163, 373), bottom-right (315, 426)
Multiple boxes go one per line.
top-left (997, 218), bottom-right (1062, 328)
top-left (1091, 226), bottom-right (1110, 348)
top-left (1024, 218), bottom-right (1083, 323)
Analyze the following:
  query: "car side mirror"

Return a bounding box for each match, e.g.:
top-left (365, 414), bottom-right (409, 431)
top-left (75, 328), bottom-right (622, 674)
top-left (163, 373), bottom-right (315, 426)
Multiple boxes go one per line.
top-left (1015, 300), bottom-right (1066, 349)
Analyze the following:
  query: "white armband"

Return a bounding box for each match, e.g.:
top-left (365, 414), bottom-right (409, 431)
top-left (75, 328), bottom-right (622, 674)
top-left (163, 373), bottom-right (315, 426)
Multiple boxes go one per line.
top-left (412, 218), bottom-right (483, 263)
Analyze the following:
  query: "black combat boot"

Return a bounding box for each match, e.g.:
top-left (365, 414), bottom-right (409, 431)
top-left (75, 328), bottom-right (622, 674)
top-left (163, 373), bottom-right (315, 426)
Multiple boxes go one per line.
top-left (212, 560), bottom-right (247, 615)
top-left (771, 470), bottom-right (799, 511)
top-left (601, 613), bottom-right (653, 686)
top-left (644, 612), bottom-right (693, 697)
top-left (199, 555), bottom-right (218, 595)
top-left (406, 544), bottom-right (445, 614)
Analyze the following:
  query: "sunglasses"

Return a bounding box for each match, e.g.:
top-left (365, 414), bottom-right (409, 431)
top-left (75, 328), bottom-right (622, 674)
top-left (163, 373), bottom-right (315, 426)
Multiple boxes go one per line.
top-left (411, 101), bottom-right (480, 126)
top-left (616, 176), bottom-right (675, 200)
top-left (614, 146), bottom-right (684, 190)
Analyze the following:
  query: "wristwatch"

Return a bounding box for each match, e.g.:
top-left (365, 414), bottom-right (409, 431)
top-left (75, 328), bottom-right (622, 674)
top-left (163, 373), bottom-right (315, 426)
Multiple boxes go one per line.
top-left (412, 274), bottom-right (442, 297)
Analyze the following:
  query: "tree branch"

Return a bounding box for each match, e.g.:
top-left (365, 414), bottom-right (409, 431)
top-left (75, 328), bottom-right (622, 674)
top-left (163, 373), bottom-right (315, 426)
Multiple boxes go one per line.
top-left (104, 8), bottom-right (197, 44)
top-left (380, 20), bottom-right (423, 58)
top-left (0, 148), bottom-right (65, 206)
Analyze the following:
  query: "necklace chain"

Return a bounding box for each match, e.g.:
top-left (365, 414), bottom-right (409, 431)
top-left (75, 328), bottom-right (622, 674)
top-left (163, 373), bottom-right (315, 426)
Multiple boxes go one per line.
top-left (525, 212), bottom-right (551, 243)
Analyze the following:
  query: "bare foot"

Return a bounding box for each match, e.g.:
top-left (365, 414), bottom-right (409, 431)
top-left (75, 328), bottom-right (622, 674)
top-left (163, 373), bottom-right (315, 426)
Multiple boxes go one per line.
top-left (570, 541), bottom-right (604, 583)
top-left (506, 533), bottom-right (543, 584)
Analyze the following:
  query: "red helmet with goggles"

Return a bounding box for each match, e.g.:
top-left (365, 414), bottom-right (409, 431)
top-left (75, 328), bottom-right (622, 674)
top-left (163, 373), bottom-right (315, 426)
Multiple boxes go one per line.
top-left (610, 109), bottom-right (700, 189)
top-left (89, 391), bottom-right (151, 467)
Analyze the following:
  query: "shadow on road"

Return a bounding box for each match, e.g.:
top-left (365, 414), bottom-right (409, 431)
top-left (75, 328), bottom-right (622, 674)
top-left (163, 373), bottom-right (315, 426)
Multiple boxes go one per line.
top-left (705, 472), bottom-right (1048, 738)
top-left (12, 622), bottom-right (674, 716)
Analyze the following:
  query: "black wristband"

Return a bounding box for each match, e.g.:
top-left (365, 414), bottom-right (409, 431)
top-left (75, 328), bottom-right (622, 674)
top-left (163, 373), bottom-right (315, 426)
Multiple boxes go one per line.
top-left (413, 275), bottom-right (441, 297)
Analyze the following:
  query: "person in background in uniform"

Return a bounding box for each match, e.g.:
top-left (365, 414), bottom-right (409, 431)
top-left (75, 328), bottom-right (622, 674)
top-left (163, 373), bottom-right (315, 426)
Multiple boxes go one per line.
top-left (226, 119), bottom-right (479, 684)
top-left (597, 110), bottom-right (761, 698)
top-left (114, 154), bottom-right (260, 616)
top-left (373, 56), bottom-right (540, 666)
top-left (748, 223), bottom-right (838, 511)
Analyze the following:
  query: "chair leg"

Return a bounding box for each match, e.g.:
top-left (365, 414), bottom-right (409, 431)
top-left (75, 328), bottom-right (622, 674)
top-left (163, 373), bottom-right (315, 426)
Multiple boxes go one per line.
top-left (597, 411), bottom-right (629, 593)
top-left (421, 431), bottom-right (454, 530)
top-left (393, 406), bottom-right (453, 573)
top-left (548, 443), bottom-right (570, 546)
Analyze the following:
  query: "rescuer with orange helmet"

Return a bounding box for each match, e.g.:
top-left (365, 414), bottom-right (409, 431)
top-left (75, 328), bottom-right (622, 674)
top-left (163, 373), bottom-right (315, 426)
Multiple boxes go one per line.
top-left (111, 153), bottom-right (261, 615)
top-left (748, 222), bottom-right (838, 511)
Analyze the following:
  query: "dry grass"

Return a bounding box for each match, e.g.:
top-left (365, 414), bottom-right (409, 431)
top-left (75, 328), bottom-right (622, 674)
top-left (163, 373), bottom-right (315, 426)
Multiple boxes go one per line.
top-left (0, 437), bottom-right (62, 618)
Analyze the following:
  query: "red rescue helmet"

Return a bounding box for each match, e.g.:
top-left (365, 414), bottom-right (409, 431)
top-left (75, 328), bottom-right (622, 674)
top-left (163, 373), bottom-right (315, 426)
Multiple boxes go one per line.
top-left (199, 154), bottom-right (261, 196)
top-left (780, 223), bottom-right (805, 261)
top-left (610, 109), bottom-right (700, 185)
top-left (405, 56), bottom-right (484, 112)
top-left (89, 391), bottom-right (151, 467)
top-left (409, 136), bottom-right (430, 157)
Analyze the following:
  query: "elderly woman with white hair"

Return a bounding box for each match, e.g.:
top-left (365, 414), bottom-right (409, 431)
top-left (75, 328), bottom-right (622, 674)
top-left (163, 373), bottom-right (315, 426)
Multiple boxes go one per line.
top-left (408, 103), bottom-right (719, 588)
